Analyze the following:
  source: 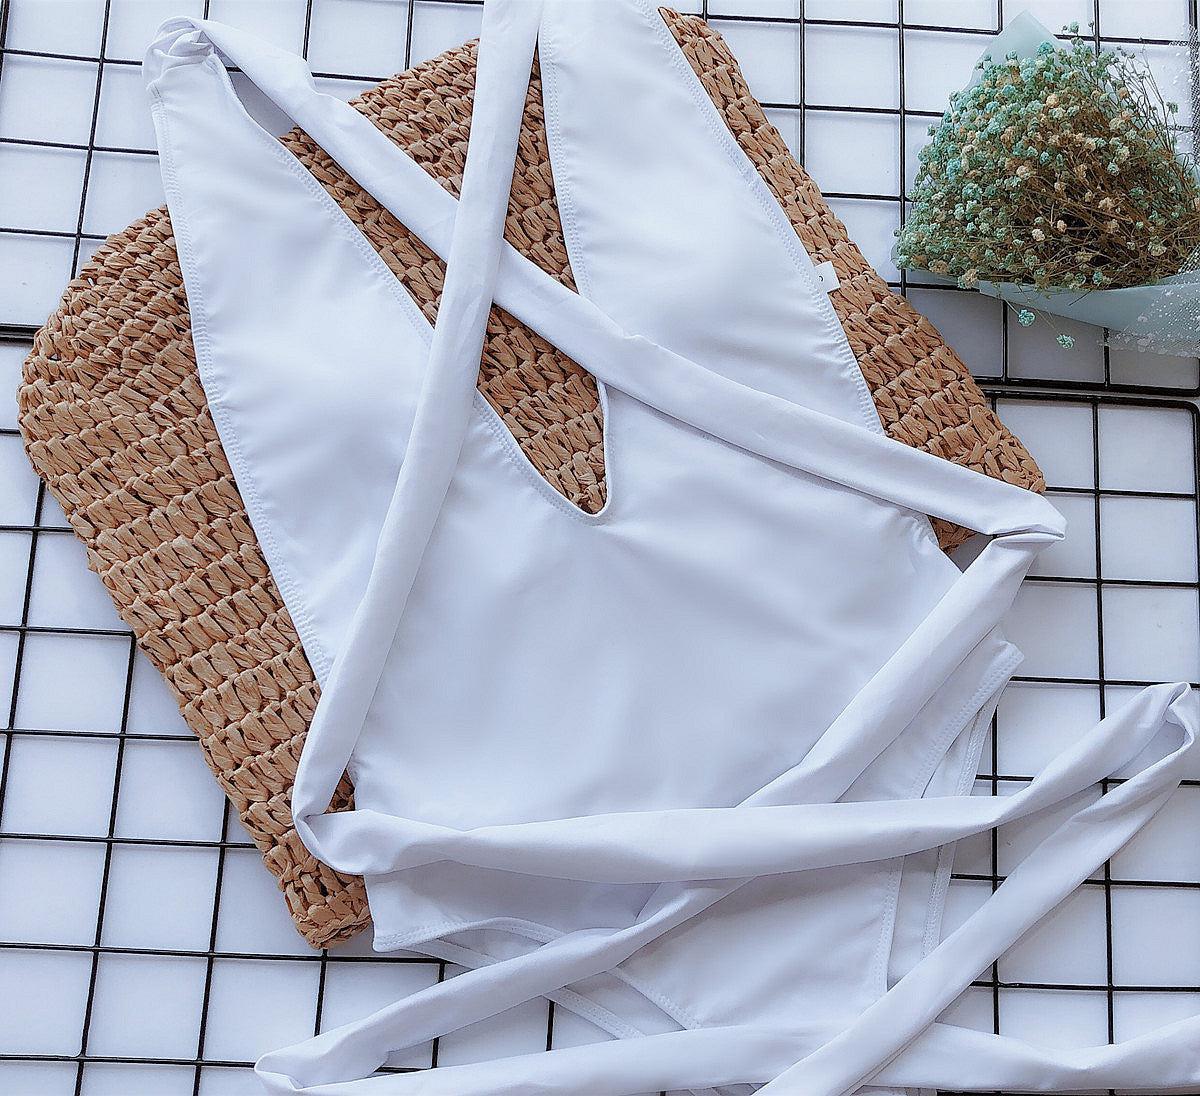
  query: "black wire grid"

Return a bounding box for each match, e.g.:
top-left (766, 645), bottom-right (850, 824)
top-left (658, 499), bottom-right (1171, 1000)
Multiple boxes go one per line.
top-left (0, 2), bottom-right (1198, 1095)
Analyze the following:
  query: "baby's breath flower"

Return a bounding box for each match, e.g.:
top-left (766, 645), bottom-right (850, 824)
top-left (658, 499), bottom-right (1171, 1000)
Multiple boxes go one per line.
top-left (895, 33), bottom-right (1200, 296)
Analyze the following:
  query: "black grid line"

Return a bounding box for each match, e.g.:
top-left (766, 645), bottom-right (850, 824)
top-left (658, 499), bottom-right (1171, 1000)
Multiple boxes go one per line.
top-left (0, 2), bottom-right (1199, 1095)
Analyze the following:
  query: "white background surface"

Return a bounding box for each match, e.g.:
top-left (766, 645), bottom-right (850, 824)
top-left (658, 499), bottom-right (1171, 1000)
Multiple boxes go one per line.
top-left (1, 1), bottom-right (1200, 1094)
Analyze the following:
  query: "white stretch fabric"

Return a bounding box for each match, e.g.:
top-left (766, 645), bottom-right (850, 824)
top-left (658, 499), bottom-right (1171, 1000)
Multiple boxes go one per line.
top-left (144, 4), bottom-right (1200, 1093)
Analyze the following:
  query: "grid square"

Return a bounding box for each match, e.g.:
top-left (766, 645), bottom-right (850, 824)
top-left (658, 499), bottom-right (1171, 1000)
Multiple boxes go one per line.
top-left (804, 110), bottom-right (899, 196)
top-left (1008, 1), bottom-right (1093, 32)
top-left (709, 0), bottom-right (799, 17)
top-left (805, 24), bottom-right (899, 110)
top-left (203, 958), bottom-right (321, 1061)
top-left (999, 885), bottom-right (1109, 985)
top-left (1101, 585), bottom-right (1200, 683)
top-left (106, 0), bottom-right (207, 64)
top-left (1100, 496), bottom-right (1198, 583)
top-left (0, 733), bottom-right (118, 837)
top-left (0, 432), bottom-right (43, 525)
top-left (993, 400), bottom-right (1094, 489)
top-left (215, 847), bottom-right (312, 956)
top-left (1113, 989), bottom-right (1200, 1040)
top-left (1111, 886), bottom-right (1200, 987)
top-left (807, 0), bottom-right (897, 18)
top-left (0, 838), bottom-right (106, 945)
top-left (1004, 582), bottom-right (1100, 679)
top-left (998, 987), bottom-right (1110, 1048)
top-left (1110, 786), bottom-right (1200, 884)
top-left (0, 144), bottom-right (87, 234)
top-left (4, 0), bottom-right (106, 55)
top-left (205, 0), bottom-right (311, 56)
top-left (709, 19), bottom-right (801, 106)
top-left (905, 0), bottom-right (996, 29)
top-left (408, 0), bottom-right (484, 67)
top-left (81, 150), bottom-right (166, 237)
top-left (12, 632), bottom-right (130, 732)
top-left (902, 112), bottom-right (931, 198)
top-left (0, 530), bottom-right (33, 624)
top-left (100, 844), bottom-right (219, 951)
top-left (1028, 492), bottom-right (1096, 579)
top-left (0, 342), bottom-right (28, 430)
top-left (80, 1063), bottom-right (196, 1096)
top-left (0, 633), bottom-right (18, 722)
top-left (0, 1062), bottom-right (77, 1095)
top-left (906, 288), bottom-right (1003, 379)
top-left (1098, 405), bottom-right (1195, 494)
top-left (1099, 0), bottom-right (1191, 39)
top-left (994, 681), bottom-right (1102, 774)
top-left (113, 739), bottom-right (226, 842)
top-left (0, 232), bottom-right (78, 329)
top-left (28, 530), bottom-right (125, 630)
top-left (319, 959), bottom-right (442, 1068)
top-left (825, 197), bottom-right (899, 280)
top-left (901, 30), bottom-right (991, 114)
top-left (88, 952), bottom-right (209, 1059)
top-left (307, 0), bottom-right (411, 77)
top-left (0, 947), bottom-right (92, 1054)
top-left (126, 649), bottom-right (191, 737)
top-left (0, 55), bottom-right (100, 145)
top-left (1107, 346), bottom-right (1200, 393)
top-left (1007, 313), bottom-right (1107, 385)
top-left (95, 62), bottom-right (159, 151)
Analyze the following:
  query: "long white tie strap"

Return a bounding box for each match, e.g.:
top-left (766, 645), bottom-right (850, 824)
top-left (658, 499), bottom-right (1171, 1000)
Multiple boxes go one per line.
top-left (260, 1013), bottom-right (1200, 1095)
top-left (249, 682), bottom-right (1192, 883)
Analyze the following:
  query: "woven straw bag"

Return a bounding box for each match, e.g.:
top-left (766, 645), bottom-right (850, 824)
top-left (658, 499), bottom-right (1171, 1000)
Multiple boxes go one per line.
top-left (17, 10), bottom-right (1044, 947)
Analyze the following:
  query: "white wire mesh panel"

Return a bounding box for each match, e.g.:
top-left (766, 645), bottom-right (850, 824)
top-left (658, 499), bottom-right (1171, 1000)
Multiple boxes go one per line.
top-left (0, 2), bottom-right (1198, 1094)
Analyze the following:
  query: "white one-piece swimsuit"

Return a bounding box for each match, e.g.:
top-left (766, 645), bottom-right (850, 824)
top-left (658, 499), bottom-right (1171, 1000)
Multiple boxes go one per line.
top-left (143, 3), bottom-right (1200, 1093)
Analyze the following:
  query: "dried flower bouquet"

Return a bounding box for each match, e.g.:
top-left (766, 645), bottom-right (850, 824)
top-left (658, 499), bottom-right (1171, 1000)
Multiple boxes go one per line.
top-left (895, 11), bottom-right (1200, 357)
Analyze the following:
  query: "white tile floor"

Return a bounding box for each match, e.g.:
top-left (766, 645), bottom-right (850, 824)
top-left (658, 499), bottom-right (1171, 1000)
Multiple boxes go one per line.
top-left (1, 2), bottom-right (1199, 1094)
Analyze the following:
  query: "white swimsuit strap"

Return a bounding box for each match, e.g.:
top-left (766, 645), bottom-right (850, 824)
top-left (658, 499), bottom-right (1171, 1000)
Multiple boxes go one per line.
top-left (144, 7), bottom-right (1200, 1095)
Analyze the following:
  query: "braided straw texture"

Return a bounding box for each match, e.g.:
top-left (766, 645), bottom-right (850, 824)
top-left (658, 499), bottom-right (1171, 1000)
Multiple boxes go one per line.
top-left (18, 10), bottom-right (1044, 948)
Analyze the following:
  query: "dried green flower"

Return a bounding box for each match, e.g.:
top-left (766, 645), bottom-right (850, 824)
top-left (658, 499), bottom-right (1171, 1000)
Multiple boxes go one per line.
top-left (896, 30), bottom-right (1200, 296)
